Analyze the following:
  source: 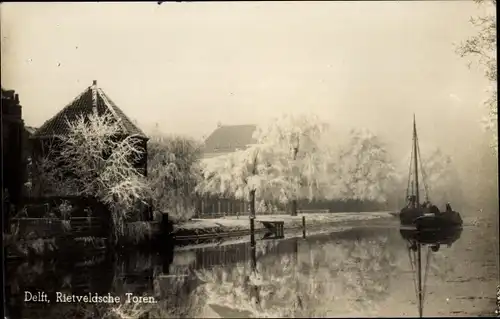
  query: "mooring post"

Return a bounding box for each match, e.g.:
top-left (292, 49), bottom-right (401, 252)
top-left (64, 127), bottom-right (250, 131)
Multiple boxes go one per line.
top-left (302, 216), bottom-right (306, 239)
top-left (250, 217), bottom-right (256, 245)
top-left (249, 217), bottom-right (256, 269)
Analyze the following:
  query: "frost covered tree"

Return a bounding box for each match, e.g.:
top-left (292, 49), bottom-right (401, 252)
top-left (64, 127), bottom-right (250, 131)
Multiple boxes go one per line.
top-left (456, 0), bottom-right (498, 215)
top-left (197, 113), bottom-right (331, 216)
top-left (148, 132), bottom-right (203, 222)
top-left (253, 113), bottom-right (330, 215)
top-left (26, 138), bottom-right (63, 197)
top-left (196, 143), bottom-right (291, 218)
top-left (35, 110), bottom-right (150, 242)
top-left (419, 148), bottom-right (464, 209)
top-left (456, 0), bottom-right (497, 154)
top-left (331, 129), bottom-right (398, 203)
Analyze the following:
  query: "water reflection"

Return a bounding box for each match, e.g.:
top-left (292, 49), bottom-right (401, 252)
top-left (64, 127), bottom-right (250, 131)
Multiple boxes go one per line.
top-left (6, 226), bottom-right (468, 318)
top-left (400, 226), bottom-right (463, 250)
top-left (398, 226), bottom-right (463, 317)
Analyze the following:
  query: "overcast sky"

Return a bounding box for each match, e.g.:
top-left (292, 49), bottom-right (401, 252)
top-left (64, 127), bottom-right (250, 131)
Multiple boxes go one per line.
top-left (1, 1), bottom-right (494, 158)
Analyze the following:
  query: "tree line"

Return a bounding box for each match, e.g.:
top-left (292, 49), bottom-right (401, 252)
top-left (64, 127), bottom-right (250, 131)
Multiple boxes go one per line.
top-left (27, 111), bottom-right (462, 232)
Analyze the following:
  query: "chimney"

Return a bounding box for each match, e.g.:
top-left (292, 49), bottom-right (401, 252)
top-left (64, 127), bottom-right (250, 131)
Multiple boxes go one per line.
top-left (91, 80), bottom-right (98, 111)
top-left (14, 94), bottom-right (19, 104)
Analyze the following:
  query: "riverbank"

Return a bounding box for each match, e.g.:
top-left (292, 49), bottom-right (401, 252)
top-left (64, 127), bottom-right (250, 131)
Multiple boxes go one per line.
top-left (172, 211), bottom-right (396, 242)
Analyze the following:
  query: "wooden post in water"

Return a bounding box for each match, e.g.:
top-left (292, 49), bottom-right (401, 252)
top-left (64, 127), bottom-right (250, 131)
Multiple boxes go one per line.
top-left (250, 220), bottom-right (256, 269)
top-left (223, 199), bottom-right (226, 217)
top-left (294, 237), bottom-right (303, 312)
top-left (249, 229), bottom-right (259, 305)
top-left (250, 218), bottom-right (256, 247)
top-left (249, 189), bottom-right (257, 270)
top-left (302, 216), bottom-right (306, 239)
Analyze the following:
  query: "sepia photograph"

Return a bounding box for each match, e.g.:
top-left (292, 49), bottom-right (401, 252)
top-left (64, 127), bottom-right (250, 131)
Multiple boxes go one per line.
top-left (1, 1), bottom-right (498, 318)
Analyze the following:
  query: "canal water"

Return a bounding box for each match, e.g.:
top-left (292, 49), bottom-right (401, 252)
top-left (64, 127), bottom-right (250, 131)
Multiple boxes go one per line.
top-left (5, 222), bottom-right (497, 318)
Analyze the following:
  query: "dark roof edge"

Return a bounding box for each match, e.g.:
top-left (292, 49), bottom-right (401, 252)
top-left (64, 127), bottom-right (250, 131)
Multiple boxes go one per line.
top-left (97, 88), bottom-right (148, 138)
top-left (32, 133), bottom-right (149, 141)
top-left (33, 86), bottom-right (91, 137)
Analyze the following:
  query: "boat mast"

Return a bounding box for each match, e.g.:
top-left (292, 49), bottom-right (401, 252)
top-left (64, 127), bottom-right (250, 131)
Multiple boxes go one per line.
top-left (413, 114), bottom-right (420, 208)
top-left (414, 115), bottom-right (423, 317)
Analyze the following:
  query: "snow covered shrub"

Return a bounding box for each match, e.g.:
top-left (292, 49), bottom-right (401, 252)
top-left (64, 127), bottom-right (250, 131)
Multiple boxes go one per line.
top-left (147, 132), bottom-right (203, 223)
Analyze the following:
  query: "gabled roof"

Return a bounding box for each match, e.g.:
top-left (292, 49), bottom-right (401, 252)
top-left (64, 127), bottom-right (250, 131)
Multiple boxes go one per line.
top-left (33, 81), bottom-right (147, 139)
top-left (203, 124), bottom-right (257, 154)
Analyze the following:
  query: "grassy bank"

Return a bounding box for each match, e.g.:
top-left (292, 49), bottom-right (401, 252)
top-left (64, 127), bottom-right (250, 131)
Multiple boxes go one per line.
top-left (172, 211), bottom-right (396, 241)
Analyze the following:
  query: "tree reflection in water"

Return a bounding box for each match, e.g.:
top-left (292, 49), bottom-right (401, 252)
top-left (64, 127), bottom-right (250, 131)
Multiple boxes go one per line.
top-left (192, 229), bottom-right (401, 317)
top-left (8, 227), bottom-right (463, 318)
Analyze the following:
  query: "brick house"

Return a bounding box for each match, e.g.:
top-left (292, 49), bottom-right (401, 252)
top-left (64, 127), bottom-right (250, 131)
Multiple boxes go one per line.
top-left (31, 80), bottom-right (149, 178)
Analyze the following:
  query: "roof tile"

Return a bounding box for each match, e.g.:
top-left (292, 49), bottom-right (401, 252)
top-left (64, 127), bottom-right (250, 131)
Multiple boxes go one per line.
top-left (203, 124), bottom-right (257, 154)
top-left (33, 82), bottom-right (147, 139)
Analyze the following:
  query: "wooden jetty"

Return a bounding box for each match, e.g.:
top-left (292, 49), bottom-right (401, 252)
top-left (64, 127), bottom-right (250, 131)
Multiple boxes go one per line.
top-left (258, 220), bottom-right (285, 239)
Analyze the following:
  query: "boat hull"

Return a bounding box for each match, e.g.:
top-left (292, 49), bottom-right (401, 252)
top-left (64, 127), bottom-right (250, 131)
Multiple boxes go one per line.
top-left (400, 207), bottom-right (463, 229)
top-left (413, 211), bottom-right (463, 230)
top-left (399, 207), bottom-right (424, 226)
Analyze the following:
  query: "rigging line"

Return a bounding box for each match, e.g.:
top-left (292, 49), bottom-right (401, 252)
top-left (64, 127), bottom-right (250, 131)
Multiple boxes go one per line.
top-left (407, 145), bottom-right (414, 198)
top-left (415, 135), bottom-right (431, 202)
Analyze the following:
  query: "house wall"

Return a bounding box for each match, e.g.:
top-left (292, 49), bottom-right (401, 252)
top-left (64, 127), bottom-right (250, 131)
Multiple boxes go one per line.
top-left (1, 89), bottom-right (25, 222)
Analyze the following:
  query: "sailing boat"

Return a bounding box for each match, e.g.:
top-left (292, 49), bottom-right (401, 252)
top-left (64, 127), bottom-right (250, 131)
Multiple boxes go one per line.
top-left (399, 115), bottom-right (463, 229)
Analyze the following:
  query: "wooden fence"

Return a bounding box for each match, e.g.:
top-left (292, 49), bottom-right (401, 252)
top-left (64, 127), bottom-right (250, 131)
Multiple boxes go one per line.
top-left (194, 196), bottom-right (248, 218)
top-left (19, 196), bottom-right (109, 218)
top-left (194, 208), bottom-right (330, 219)
top-left (194, 196), bottom-right (386, 219)
top-left (6, 196), bottom-right (112, 259)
